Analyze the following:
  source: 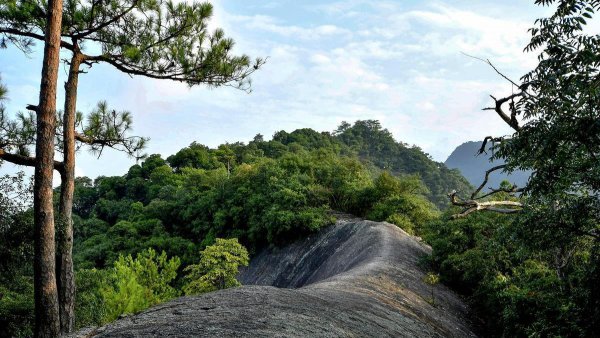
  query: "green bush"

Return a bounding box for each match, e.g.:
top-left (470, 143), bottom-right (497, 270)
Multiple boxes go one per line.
top-left (101, 248), bottom-right (181, 322)
top-left (75, 269), bottom-right (109, 328)
top-left (423, 207), bottom-right (598, 336)
top-left (0, 277), bottom-right (34, 338)
top-left (183, 238), bottom-right (249, 295)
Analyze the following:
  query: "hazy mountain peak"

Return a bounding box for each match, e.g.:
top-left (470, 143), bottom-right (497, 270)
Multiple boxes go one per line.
top-left (445, 141), bottom-right (530, 189)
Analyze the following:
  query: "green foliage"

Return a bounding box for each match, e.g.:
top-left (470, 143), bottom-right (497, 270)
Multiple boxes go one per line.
top-left (333, 120), bottom-right (472, 207)
top-left (490, 0), bottom-right (600, 249)
top-left (425, 205), bottom-right (598, 336)
top-left (0, 173), bottom-right (34, 337)
top-left (100, 248), bottom-right (181, 322)
top-left (70, 121), bottom-right (447, 268)
top-left (0, 276), bottom-right (34, 338)
top-left (183, 238), bottom-right (249, 295)
top-left (74, 269), bottom-right (109, 329)
top-left (74, 250), bottom-right (183, 328)
top-left (432, 1), bottom-right (600, 336)
top-left (0, 120), bottom-right (460, 333)
top-left (364, 172), bottom-right (438, 235)
top-left (1, 0), bottom-right (264, 89)
top-left (423, 272), bottom-right (440, 306)
top-left (0, 74), bottom-right (7, 104)
top-left (0, 174), bottom-right (33, 282)
top-left (167, 142), bottom-right (221, 172)
top-left (74, 101), bottom-right (147, 159)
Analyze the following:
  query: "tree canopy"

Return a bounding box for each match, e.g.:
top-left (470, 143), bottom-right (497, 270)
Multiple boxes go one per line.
top-left (440, 1), bottom-right (600, 335)
top-left (1, 0), bottom-right (264, 88)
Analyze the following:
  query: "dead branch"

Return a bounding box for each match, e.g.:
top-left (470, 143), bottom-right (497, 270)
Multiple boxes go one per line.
top-left (477, 185), bottom-right (524, 200)
top-left (483, 93), bottom-right (523, 131)
top-left (471, 164), bottom-right (507, 199)
top-left (461, 53), bottom-right (528, 94)
top-left (448, 190), bottom-right (522, 219)
top-left (478, 136), bottom-right (505, 155)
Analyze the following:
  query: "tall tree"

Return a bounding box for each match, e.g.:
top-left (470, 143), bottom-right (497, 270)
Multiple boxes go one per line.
top-left (449, 0), bottom-right (600, 238)
top-left (1, 0), bottom-right (263, 332)
top-left (32, 0), bottom-right (63, 336)
top-left (448, 2), bottom-right (600, 333)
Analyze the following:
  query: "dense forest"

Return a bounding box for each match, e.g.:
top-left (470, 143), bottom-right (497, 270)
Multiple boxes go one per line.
top-left (2, 118), bottom-right (598, 337)
top-left (0, 120), bottom-right (467, 336)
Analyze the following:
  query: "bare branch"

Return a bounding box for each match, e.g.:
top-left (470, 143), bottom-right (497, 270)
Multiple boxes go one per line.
top-left (483, 93), bottom-right (523, 131)
top-left (478, 136), bottom-right (505, 155)
top-left (471, 164), bottom-right (507, 199)
top-left (448, 190), bottom-right (522, 219)
top-left (477, 185), bottom-right (524, 200)
top-left (461, 52), bottom-right (526, 92)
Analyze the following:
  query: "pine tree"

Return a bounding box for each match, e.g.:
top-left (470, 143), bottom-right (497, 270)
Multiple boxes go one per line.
top-left (183, 238), bottom-right (249, 295)
top-left (1, 1), bottom-right (263, 333)
top-left (32, 0), bottom-right (63, 336)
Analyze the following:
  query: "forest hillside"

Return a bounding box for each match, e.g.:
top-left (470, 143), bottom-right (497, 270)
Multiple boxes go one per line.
top-left (1, 120), bottom-right (471, 336)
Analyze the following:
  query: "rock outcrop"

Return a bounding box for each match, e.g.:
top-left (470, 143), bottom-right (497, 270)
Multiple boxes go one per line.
top-left (76, 216), bottom-right (477, 337)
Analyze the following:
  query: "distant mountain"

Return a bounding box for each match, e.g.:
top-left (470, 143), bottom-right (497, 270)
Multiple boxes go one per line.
top-left (445, 141), bottom-right (530, 190)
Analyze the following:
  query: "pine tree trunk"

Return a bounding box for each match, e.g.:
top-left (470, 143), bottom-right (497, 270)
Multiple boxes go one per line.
top-left (34, 0), bottom-right (63, 336)
top-left (56, 50), bottom-right (82, 334)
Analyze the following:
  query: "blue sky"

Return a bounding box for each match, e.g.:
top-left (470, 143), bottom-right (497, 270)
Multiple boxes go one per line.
top-left (1, 1), bottom-right (556, 181)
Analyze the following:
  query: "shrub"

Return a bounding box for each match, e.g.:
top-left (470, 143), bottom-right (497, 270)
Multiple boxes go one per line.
top-left (101, 248), bottom-right (181, 322)
top-left (183, 238), bottom-right (249, 295)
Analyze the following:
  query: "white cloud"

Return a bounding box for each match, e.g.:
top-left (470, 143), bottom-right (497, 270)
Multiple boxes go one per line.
top-left (229, 14), bottom-right (351, 40)
top-left (149, 1), bottom-right (544, 163)
top-left (2, 0), bottom-right (555, 180)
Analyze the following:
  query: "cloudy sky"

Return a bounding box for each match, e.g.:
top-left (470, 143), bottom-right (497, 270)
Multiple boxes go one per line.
top-left (0, 0), bottom-right (554, 180)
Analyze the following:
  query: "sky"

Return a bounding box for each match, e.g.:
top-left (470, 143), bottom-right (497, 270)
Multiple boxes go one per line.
top-left (0, 0), bottom-right (556, 181)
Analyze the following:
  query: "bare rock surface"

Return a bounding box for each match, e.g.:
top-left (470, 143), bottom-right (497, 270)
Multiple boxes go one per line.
top-left (76, 216), bottom-right (477, 337)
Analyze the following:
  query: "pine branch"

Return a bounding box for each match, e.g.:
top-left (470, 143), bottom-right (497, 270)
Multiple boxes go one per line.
top-left (74, 132), bottom-right (146, 158)
top-left (0, 148), bottom-right (64, 173)
top-left (67, 0), bottom-right (141, 39)
top-left (0, 28), bottom-right (75, 49)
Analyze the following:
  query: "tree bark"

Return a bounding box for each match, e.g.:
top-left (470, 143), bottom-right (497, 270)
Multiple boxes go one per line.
top-left (33, 0), bottom-right (63, 336)
top-left (56, 49), bottom-right (82, 334)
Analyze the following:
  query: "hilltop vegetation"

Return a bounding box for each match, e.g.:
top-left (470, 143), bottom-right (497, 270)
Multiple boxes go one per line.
top-left (1, 120), bottom-right (464, 335)
top-left (72, 120), bottom-right (456, 266)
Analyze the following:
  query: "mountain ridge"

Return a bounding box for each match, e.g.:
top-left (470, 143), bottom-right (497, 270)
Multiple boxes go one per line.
top-left (72, 217), bottom-right (477, 337)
